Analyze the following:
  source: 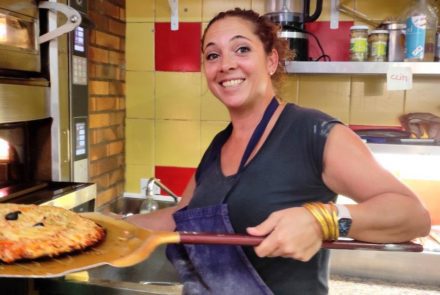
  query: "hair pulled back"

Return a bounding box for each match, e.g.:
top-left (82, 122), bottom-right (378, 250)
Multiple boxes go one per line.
top-left (201, 8), bottom-right (292, 85)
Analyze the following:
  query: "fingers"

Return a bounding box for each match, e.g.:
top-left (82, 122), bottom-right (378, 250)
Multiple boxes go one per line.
top-left (255, 230), bottom-right (322, 262)
top-left (249, 208), bottom-right (324, 262)
top-left (246, 212), bottom-right (280, 237)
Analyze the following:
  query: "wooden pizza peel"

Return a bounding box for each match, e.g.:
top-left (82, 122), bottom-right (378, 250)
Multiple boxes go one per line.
top-left (0, 212), bottom-right (424, 278)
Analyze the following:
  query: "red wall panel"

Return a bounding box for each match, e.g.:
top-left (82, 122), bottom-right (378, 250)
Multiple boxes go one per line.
top-left (155, 22), bottom-right (202, 72)
top-left (305, 21), bottom-right (353, 61)
top-left (155, 166), bottom-right (196, 197)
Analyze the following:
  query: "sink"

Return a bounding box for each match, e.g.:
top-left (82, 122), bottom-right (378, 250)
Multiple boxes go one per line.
top-left (36, 246), bottom-right (182, 294)
top-left (63, 197), bottom-right (183, 293)
top-left (93, 196), bottom-right (181, 282)
top-left (98, 196), bottom-right (176, 217)
top-left (87, 245), bottom-right (181, 283)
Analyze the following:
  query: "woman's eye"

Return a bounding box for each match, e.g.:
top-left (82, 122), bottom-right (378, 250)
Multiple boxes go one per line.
top-left (236, 46), bottom-right (251, 54)
top-left (206, 53), bottom-right (219, 60)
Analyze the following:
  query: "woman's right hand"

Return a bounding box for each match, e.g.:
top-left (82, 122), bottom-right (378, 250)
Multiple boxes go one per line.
top-left (246, 207), bottom-right (324, 262)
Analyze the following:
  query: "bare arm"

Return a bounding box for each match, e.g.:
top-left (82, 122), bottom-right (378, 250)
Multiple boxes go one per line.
top-left (125, 175), bottom-right (196, 231)
top-left (248, 124), bottom-right (431, 261)
top-left (322, 124), bottom-right (431, 242)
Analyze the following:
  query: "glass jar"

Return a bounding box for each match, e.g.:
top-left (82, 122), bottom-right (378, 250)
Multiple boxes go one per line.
top-left (350, 25), bottom-right (369, 61)
top-left (368, 30), bottom-right (389, 61)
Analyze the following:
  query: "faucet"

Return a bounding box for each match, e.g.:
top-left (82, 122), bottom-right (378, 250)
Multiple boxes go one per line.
top-left (145, 177), bottom-right (179, 204)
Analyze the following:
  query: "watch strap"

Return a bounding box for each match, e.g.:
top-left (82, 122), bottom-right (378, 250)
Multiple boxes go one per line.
top-left (335, 203), bottom-right (352, 219)
top-left (335, 204), bottom-right (352, 237)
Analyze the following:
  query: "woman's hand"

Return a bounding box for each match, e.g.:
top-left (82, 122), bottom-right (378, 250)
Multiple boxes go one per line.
top-left (246, 207), bottom-right (324, 262)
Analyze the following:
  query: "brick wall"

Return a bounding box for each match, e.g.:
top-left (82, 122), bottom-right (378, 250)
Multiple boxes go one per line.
top-left (88, 0), bottom-right (125, 207)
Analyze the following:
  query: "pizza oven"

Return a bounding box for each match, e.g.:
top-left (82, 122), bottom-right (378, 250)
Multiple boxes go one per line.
top-left (0, 0), bottom-right (95, 211)
top-left (0, 118), bottom-right (95, 209)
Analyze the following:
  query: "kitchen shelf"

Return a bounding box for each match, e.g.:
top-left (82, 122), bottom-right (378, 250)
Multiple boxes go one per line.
top-left (285, 61), bottom-right (440, 75)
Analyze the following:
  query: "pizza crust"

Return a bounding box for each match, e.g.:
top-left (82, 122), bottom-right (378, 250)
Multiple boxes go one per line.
top-left (0, 204), bottom-right (106, 263)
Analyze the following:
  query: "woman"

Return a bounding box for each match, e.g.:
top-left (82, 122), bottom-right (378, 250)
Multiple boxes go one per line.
top-left (127, 8), bottom-right (431, 295)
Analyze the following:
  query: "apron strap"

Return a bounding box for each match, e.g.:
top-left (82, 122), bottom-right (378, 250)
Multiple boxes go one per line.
top-left (238, 97), bottom-right (279, 173)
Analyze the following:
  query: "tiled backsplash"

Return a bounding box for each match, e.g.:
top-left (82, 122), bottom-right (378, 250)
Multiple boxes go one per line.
top-left (124, 0), bottom-right (440, 197)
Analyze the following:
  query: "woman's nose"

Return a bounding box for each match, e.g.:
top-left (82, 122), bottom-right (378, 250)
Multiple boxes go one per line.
top-left (220, 53), bottom-right (236, 72)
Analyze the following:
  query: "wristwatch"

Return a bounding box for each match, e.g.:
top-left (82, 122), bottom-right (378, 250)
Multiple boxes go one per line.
top-left (335, 204), bottom-right (352, 237)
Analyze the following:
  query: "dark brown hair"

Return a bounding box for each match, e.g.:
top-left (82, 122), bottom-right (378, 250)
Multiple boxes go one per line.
top-left (201, 8), bottom-right (292, 86)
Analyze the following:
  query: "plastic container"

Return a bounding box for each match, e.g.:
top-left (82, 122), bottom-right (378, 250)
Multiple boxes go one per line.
top-left (403, 0), bottom-right (438, 61)
top-left (368, 30), bottom-right (389, 61)
top-left (350, 25), bottom-right (369, 61)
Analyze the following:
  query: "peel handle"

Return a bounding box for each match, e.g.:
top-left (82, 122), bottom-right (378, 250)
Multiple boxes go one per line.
top-left (178, 232), bottom-right (423, 252)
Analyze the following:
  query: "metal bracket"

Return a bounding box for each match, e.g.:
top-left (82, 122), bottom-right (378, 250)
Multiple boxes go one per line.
top-left (38, 1), bottom-right (82, 44)
top-left (168, 0), bottom-right (179, 31)
top-left (338, 0), bottom-right (379, 27)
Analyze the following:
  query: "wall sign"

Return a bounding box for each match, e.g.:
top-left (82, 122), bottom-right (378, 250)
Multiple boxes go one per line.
top-left (387, 66), bottom-right (413, 91)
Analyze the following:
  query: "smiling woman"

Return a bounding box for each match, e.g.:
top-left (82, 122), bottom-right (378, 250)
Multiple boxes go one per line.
top-left (201, 9), bottom-right (289, 113)
top-left (125, 8), bottom-right (431, 295)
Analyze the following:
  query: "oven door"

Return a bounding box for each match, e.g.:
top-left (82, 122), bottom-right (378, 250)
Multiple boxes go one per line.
top-left (0, 1), bottom-right (40, 73)
top-left (0, 0), bottom-right (81, 76)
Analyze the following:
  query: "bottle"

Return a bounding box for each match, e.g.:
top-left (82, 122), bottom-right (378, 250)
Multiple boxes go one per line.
top-left (350, 25), bottom-right (369, 61)
top-left (368, 30), bottom-right (389, 61)
top-left (403, 0), bottom-right (438, 61)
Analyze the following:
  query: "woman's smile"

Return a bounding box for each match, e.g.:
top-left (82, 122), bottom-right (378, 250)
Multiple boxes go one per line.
top-left (220, 78), bottom-right (245, 88)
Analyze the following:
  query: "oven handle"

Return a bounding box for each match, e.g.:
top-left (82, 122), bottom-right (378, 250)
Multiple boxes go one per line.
top-left (38, 1), bottom-right (82, 44)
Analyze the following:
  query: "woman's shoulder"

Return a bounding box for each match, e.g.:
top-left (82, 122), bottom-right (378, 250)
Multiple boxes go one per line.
top-left (283, 102), bottom-right (340, 125)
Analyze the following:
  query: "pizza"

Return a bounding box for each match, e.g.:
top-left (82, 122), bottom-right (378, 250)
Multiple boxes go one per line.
top-left (0, 203), bottom-right (106, 263)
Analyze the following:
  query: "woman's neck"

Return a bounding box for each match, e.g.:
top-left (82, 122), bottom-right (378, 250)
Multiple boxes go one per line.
top-left (229, 95), bottom-right (276, 138)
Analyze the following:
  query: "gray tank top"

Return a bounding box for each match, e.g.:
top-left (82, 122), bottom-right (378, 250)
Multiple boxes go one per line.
top-left (189, 103), bottom-right (341, 294)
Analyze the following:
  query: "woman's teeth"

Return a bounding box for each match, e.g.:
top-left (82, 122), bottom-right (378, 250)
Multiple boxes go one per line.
top-left (221, 79), bottom-right (244, 87)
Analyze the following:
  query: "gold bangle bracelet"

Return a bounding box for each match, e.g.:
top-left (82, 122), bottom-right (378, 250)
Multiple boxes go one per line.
top-left (303, 203), bottom-right (330, 240)
top-left (315, 202), bottom-right (335, 240)
top-left (303, 202), bottom-right (339, 241)
top-left (329, 202), bottom-right (339, 240)
top-left (325, 202), bottom-right (338, 241)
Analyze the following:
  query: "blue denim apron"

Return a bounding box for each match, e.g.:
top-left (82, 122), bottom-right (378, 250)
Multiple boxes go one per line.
top-left (166, 98), bottom-right (279, 295)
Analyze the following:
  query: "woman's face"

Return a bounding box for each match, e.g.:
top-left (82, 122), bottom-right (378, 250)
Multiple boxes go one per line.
top-left (202, 17), bottom-right (277, 110)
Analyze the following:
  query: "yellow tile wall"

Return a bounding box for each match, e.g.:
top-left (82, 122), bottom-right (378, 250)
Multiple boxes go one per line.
top-left (156, 0), bottom-right (203, 22)
top-left (155, 120), bottom-right (201, 167)
top-left (298, 75), bottom-right (351, 123)
top-left (155, 72), bottom-right (202, 120)
top-left (126, 23), bottom-right (154, 71)
top-left (126, 71), bottom-right (155, 119)
top-left (350, 76), bottom-right (405, 126)
top-left (124, 0), bottom-right (440, 193)
top-left (125, 119), bottom-right (155, 191)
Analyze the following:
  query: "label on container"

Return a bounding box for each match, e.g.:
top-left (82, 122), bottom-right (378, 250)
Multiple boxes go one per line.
top-left (372, 41), bottom-right (387, 56)
top-left (351, 37), bottom-right (368, 53)
top-left (350, 37), bottom-right (368, 61)
top-left (405, 14), bottom-right (427, 60)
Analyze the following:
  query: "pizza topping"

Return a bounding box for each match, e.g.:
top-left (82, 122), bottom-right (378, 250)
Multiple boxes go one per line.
top-left (0, 204), bottom-right (106, 263)
top-left (5, 211), bottom-right (22, 220)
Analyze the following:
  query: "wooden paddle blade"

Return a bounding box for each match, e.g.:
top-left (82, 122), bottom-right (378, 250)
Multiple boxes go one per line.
top-left (178, 232), bottom-right (424, 252)
top-left (110, 231), bottom-right (181, 267)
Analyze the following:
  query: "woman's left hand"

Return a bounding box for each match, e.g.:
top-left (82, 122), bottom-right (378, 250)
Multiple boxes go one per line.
top-left (246, 207), bottom-right (324, 262)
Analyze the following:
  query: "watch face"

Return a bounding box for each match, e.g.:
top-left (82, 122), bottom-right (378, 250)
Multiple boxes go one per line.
top-left (339, 218), bottom-right (352, 237)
